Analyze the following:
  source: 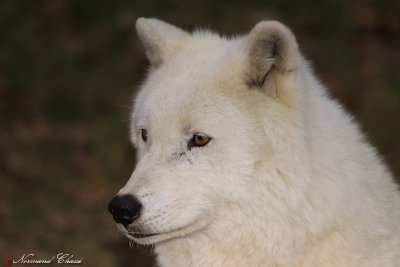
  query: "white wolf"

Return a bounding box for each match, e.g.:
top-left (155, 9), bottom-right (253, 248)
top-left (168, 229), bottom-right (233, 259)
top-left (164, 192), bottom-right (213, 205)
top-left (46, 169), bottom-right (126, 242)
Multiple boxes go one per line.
top-left (108, 18), bottom-right (400, 267)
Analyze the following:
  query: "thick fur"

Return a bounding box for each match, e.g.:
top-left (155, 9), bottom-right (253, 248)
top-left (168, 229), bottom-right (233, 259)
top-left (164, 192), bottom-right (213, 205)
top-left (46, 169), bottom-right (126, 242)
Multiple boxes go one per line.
top-left (114, 18), bottom-right (400, 266)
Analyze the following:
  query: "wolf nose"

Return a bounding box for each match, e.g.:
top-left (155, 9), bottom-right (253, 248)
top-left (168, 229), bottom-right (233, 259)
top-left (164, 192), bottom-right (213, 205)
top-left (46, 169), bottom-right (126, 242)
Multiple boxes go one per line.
top-left (108, 195), bottom-right (142, 228)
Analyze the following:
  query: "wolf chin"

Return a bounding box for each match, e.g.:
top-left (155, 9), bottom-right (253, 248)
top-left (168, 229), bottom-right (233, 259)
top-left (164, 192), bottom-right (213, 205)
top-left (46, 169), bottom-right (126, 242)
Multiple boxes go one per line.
top-left (108, 18), bottom-right (400, 267)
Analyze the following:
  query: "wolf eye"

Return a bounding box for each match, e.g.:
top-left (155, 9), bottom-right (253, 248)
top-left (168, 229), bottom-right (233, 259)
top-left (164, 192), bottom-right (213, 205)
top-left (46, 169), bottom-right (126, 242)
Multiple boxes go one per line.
top-left (188, 133), bottom-right (211, 150)
top-left (141, 129), bottom-right (148, 142)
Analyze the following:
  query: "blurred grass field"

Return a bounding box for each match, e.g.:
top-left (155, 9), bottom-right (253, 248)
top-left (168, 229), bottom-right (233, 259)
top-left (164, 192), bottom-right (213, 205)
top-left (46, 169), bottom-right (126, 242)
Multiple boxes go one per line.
top-left (0, 1), bottom-right (399, 266)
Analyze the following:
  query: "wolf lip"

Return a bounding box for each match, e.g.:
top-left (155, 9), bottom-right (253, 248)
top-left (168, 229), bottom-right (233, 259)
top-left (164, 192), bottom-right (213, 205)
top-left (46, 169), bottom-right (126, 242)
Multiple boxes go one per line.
top-left (129, 232), bottom-right (158, 239)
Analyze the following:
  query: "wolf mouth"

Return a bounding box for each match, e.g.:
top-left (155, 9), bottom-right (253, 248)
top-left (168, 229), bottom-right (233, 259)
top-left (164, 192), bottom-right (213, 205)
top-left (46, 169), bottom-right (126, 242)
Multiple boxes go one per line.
top-left (128, 231), bottom-right (158, 239)
top-left (126, 227), bottom-right (185, 243)
top-left (124, 219), bottom-right (207, 245)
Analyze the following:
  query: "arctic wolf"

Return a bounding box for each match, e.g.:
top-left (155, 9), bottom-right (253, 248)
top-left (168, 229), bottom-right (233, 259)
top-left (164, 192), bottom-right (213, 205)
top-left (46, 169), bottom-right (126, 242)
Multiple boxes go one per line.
top-left (108, 18), bottom-right (400, 267)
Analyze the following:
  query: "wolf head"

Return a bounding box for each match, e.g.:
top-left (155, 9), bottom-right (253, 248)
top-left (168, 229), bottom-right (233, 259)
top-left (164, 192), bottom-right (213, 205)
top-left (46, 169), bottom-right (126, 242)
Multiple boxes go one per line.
top-left (108, 18), bottom-right (310, 245)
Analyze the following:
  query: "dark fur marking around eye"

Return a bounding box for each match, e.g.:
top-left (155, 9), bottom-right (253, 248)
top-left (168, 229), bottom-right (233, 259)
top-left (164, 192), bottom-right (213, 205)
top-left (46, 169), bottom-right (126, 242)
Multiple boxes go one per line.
top-left (141, 129), bottom-right (148, 142)
top-left (188, 133), bottom-right (211, 150)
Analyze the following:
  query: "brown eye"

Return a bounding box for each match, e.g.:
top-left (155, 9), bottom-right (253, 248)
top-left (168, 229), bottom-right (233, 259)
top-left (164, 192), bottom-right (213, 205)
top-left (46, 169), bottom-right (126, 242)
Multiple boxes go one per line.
top-left (188, 133), bottom-right (211, 150)
top-left (141, 129), bottom-right (148, 142)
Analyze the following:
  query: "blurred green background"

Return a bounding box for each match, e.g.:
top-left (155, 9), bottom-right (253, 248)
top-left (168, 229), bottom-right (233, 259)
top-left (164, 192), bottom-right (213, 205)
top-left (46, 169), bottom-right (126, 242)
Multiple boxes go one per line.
top-left (0, 1), bottom-right (399, 266)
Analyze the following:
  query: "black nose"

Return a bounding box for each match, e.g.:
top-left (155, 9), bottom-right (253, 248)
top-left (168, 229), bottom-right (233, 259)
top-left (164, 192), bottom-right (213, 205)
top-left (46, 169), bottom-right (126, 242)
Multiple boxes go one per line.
top-left (108, 195), bottom-right (142, 228)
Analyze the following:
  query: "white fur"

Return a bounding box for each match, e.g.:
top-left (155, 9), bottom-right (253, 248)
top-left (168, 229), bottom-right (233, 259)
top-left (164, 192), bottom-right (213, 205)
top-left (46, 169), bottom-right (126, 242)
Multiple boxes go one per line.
top-left (115, 18), bottom-right (400, 266)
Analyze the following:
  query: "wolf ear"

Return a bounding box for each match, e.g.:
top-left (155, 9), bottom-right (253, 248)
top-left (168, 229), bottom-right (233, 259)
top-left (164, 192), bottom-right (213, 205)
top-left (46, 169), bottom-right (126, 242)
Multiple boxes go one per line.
top-left (246, 21), bottom-right (299, 97)
top-left (136, 18), bottom-right (189, 67)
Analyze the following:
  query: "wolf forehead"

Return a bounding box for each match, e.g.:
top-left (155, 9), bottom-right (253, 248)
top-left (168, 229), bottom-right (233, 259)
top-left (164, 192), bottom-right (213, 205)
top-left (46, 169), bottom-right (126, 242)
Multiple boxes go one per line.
top-left (134, 35), bottom-right (246, 102)
top-left (132, 36), bottom-right (250, 130)
top-left (130, 17), bottom-right (301, 144)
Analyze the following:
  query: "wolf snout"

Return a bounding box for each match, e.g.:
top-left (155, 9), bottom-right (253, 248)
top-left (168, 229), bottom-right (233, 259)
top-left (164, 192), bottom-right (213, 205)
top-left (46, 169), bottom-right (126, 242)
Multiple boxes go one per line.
top-left (108, 195), bottom-right (142, 228)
